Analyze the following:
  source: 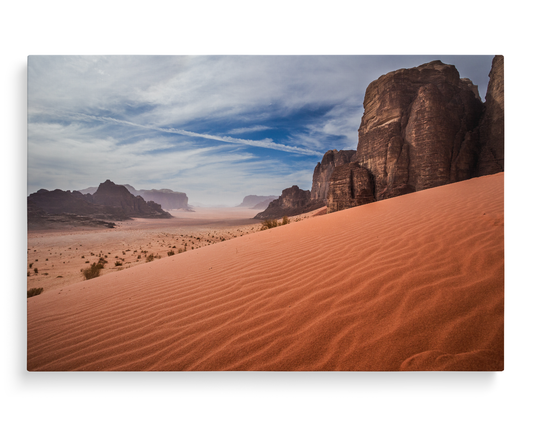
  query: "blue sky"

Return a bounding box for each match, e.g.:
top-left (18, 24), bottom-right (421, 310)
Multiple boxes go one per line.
top-left (27, 55), bottom-right (494, 206)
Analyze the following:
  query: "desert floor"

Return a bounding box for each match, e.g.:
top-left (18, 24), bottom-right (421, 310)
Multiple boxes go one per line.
top-left (27, 173), bottom-right (504, 371)
top-left (27, 207), bottom-right (320, 293)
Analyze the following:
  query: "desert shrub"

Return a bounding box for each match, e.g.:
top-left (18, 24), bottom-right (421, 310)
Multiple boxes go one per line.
top-left (260, 219), bottom-right (279, 230)
top-left (137, 255), bottom-right (141, 259)
top-left (146, 253), bottom-right (155, 262)
top-left (82, 262), bottom-right (103, 280)
top-left (97, 257), bottom-right (107, 266)
top-left (33, 268), bottom-right (38, 274)
top-left (27, 287), bottom-right (44, 298)
top-left (281, 216), bottom-right (290, 225)
top-left (115, 261), bottom-right (123, 266)
top-left (27, 271), bottom-right (30, 277)
top-left (167, 250), bottom-right (175, 256)
top-left (85, 260), bottom-right (90, 263)
top-left (29, 263), bottom-right (33, 268)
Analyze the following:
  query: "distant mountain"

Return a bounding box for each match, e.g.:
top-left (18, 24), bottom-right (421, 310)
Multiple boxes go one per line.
top-left (123, 185), bottom-right (190, 211)
top-left (92, 180), bottom-right (172, 218)
top-left (79, 184), bottom-right (190, 211)
top-left (28, 179), bottom-right (172, 228)
top-left (237, 195), bottom-right (277, 208)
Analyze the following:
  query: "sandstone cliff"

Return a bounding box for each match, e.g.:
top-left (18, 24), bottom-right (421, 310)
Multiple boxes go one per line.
top-left (254, 186), bottom-right (324, 220)
top-left (326, 163), bottom-right (375, 213)
top-left (311, 149), bottom-right (357, 202)
top-left (355, 60), bottom-right (485, 200)
top-left (475, 55), bottom-right (504, 176)
top-left (326, 56), bottom-right (504, 214)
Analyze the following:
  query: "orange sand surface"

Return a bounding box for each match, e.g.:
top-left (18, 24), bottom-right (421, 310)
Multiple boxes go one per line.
top-left (27, 173), bottom-right (504, 371)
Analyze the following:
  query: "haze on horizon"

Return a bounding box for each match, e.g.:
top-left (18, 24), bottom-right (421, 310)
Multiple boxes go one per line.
top-left (28, 55), bottom-right (494, 207)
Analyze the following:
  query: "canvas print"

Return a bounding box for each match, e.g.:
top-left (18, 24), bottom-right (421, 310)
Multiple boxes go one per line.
top-left (27, 55), bottom-right (504, 371)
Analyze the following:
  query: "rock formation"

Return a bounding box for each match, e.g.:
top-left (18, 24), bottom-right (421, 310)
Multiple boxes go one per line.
top-left (311, 149), bottom-right (357, 202)
top-left (27, 188), bottom-right (130, 221)
top-left (237, 195), bottom-right (277, 208)
top-left (28, 180), bottom-right (172, 228)
top-left (92, 180), bottom-right (172, 218)
top-left (475, 55), bottom-right (504, 176)
top-left (355, 60), bottom-right (485, 200)
top-left (254, 186), bottom-right (324, 220)
top-left (327, 163), bottom-right (375, 213)
top-left (123, 185), bottom-right (189, 211)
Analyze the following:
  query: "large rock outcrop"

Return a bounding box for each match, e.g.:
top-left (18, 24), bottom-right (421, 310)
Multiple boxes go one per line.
top-left (475, 55), bottom-right (504, 176)
top-left (93, 180), bottom-right (172, 218)
top-left (311, 149), bottom-right (357, 202)
top-left (355, 60), bottom-right (485, 200)
top-left (327, 163), bottom-right (375, 213)
top-left (254, 186), bottom-right (324, 220)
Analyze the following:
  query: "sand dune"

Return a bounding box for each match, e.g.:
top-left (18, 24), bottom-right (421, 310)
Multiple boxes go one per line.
top-left (27, 173), bottom-right (504, 371)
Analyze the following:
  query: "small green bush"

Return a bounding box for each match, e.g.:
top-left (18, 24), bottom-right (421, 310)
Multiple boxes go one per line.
top-left (27, 287), bottom-right (44, 298)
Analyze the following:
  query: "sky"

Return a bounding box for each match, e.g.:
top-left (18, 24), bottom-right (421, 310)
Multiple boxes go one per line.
top-left (27, 55), bottom-right (495, 206)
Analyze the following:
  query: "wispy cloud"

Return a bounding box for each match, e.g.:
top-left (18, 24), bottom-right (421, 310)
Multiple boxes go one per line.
top-left (62, 112), bottom-right (323, 156)
top-left (226, 125), bottom-right (272, 135)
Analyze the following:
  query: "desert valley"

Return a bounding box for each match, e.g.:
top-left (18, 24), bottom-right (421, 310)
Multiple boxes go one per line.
top-left (27, 55), bottom-right (504, 371)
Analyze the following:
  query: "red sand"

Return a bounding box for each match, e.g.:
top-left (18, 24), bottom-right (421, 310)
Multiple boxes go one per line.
top-left (27, 173), bottom-right (504, 371)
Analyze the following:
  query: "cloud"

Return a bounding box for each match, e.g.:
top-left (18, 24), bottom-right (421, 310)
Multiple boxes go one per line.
top-left (49, 111), bottom-right (323, 156)
top-left (226, 125), bottom-right (272, 135)
top-left (27, 55), bottom-right (495, 205)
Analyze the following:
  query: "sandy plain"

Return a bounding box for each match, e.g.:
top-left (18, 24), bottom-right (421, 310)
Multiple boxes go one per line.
top-left (27, 207), bottom-right (317, 293)
top-left (27, 173), bottom-right (504, 371)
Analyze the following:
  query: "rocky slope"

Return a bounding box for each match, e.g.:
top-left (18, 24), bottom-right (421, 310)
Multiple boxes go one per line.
top-left (311, 149), bottom-right (357, 202)
top-left (254, 186), bottom-right (324, 220)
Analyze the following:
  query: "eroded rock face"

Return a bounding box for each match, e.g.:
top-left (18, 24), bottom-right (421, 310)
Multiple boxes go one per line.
top-left (355, 60), bottom-right (484, 200)
top-left (476, 55), bottom-right (504, 176)
top-left (311, 149), bottom-right (357, 202)
top-left (254, 185), bottom-right (324, 219)
top-left (327, 163), bottom-right (375, 213)
top-left (92, 180), bottom-right (172, 218)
